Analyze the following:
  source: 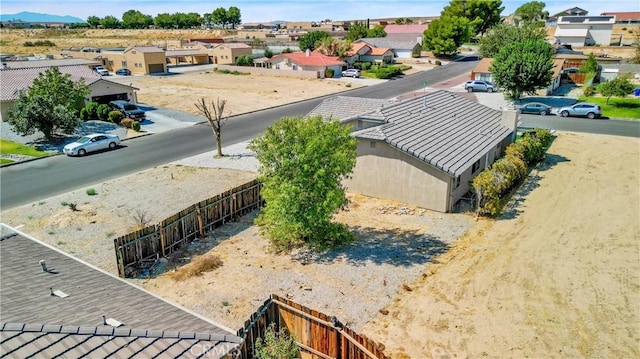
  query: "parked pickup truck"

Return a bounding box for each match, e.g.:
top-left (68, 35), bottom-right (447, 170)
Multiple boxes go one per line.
top-left (94, 66), bottom-right (109, 76)
top-left (109, 100), bottom-right (146, 121)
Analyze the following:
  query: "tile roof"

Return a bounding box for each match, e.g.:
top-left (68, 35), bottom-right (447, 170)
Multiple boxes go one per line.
top-left (270, 50), bottom-right (344, 67)
top-left (0, 224), bottom-right (241, 358)
top-left (215, 43), bottom-right (252, 49)
top-left (0, 65), bottom-right (102, 101)
top-left (307, 96), bottom-right (395, 123)
top-left (345, 42), bottom-right (370, 56)
top-left (165, 49), bottom-right (208, 57)
top-left (128, 46), bottom-right (165, 53)
top-left (1, 58), bottom-right (100, 69)
top-left (600, 11), bottom-right (640, 21)
top-left (383, 24), bottom-right (429, 34)
top-left (351, 91), bottom-right (511, 177)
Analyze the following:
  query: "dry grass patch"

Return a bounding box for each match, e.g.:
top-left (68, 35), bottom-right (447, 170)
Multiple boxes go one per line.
top-left (167, 254), bottom-right (223, 281)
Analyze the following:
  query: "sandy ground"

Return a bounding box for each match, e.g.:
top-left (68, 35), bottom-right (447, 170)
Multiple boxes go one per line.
top-left (361, 132), bottom-right (640, 358)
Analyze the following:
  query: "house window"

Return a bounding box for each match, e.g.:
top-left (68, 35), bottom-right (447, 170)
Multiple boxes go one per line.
top-left (121, 61), bottom-right (127, 67)
top-left (472, 159), bottom-right (481, 173)
top-left (108, 60), bottom-right (114, 66)
top-left (292, 64), bottom-right (298, 70)
top-left (455, 175), bottom-right (461, 189)
top-left (370, 141), bottom-right (376, 148)
top-left (132, 50), bottom-right (136, 54)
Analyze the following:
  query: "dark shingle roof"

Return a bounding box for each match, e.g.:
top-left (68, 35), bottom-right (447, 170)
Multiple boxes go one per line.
top-left (0, 224), bottom-right (241, 358)
top-left (352, 91), bottom-right (511, 177)
top-left (307, 96), bottom-right (395, 123)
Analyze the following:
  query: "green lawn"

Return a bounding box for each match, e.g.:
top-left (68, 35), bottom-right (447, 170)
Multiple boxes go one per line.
top-left (0, 158), bottom-right (14, 165)
top-left (0, 139), bottom-right (50, 157)
top-left (578, 96), bottom-right (640, 120)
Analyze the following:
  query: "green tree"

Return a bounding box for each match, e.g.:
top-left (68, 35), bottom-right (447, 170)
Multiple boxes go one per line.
top-left (632, 29), bottom-right (640, 64)
top-left (202, 13), bottom-right (213, 28)
top-left (122, 10), bottom-right (153, 29)
top-left (264, 47), bottom-right (274, 58)
top-left (315, 36), bottom-right (350, 57)
top-left (298, 30), bottom-right (331, 51)
top-left (154, 13), bottom-right (174, 29)
top-left (7, 67), bottom-right (89, 139)
top-left (100, 15), bottom-right (121, 29)
top-left (490, 39), bottom-right (554, 100)
top-left (86, 16), bottom-right (101, 28)
top-left (227, 6), bottom-right (241, 29)
top-left (579, 53), bottom-right (599, 73)
top-left (514, 1), bottom-right (549, 23)
top-left (597, 77), bottom-right (635, 105)
top-left (212, 7), bottom-right (229, 28)
top-left (249, 116), bottom-right (357, 251)
top-left (254, 323), bottom-right (298, 359)
top-left (479, 23), bottom-right (546, 57)
top-left (442, 0), bottom-right (504, 36)
top-left (423, 15), bottom-right (472, 56)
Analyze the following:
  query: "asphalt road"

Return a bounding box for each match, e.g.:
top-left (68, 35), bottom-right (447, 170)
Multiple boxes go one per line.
top-left (519, 115), bottom-right (640, 138)
top-left (0, 60), bottom-right (480, 210)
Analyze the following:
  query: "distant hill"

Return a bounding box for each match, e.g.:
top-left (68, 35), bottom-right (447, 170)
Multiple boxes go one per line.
top-left (0, 11), bottom-right (85, 23)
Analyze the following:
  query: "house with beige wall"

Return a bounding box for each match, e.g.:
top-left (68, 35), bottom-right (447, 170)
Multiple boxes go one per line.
top-left (308, 91), bottom-right (517, 212)
top-left (554, 15), bottom-right (615, 46)
top-left (267, 50), bottom-right (344, 78)
top-left (344, 42), bottom-right (395, 64)
top-left (101, 46), bottom-right (166, 74)
top-left (209, 43), bottom-right (253, 64)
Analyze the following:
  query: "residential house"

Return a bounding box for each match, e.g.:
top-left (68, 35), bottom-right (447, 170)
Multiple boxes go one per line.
top-left (209, 43), bottom-right (253, 65)
top-left (102, 46), bottom-right (167, 74)
top-left (165, 49), bottom-right (209, 66)
top-left (470, 57), bottom-right (565, 95)
top-left (309, 91), bottom-right (518, 212)
top-left (344, 42), bottom-right (395, 64)
top-left (237, 30), bottom-right (271, 39)
top-left (354, 36), bottom-right (422, 59)
top-left (0, 64), bottom-right (139, 121)
top-left (546, 7), bottom-right (589, 26)
top-left (600, 63), bottom-right (640, 82)
top-left (267, 50), bottom-right (344, 78)
top-left (554, 15), bottom-right (616, 46)
top-left (600, 11), bottom-right (640, 24)
top-left (383, 24), bottom-right (429, 47)
top-left (0, 224), bottom-right (242, 358)
top-left (284, 21), bottom-right (314, 30)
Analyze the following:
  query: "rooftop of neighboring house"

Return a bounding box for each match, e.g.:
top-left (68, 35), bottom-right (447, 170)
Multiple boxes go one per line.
top-left (269, 50), bottom-right (344, 67)
top-left (126, 46), bottom-right (166, 53)
top-left (556, 15), bottom-right (615, 25)
top-left (355, 36), bottom-right (420, 51)
top-left (165, 49), bottom-right (208, 57)
top-left (551, 7), bottom-right (589, 18)
top-left (0, 224), bottom-right (241, 358)
top-left (472, 57), bottom-right (568, 78)
top-left (344, 42), bottom-right (393, 57)
top-left (383, 24), bottom-right (429, 35)
top-left (214, 43), bottom-right (252, 49)
top-left (600, 11), bottom-right (640, 21)
top-left (350, 90), bottom-right (512, 177)
top-left (1, 58), bottom-right (100, 69)
top-left (0, 64), bottom-right (102, 101)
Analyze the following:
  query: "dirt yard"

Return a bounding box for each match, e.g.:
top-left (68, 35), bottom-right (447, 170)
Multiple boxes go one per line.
top-left (361, 132), bottom-right (640, 358)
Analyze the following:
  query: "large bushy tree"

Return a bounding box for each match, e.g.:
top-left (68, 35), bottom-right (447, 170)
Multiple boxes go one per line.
top-left (212, 7), bottom-right (229, 28)
top-left (298, 30), bottom-right (331, 51)
top-left (122, 10), bottom-right (153, 29)
top-left (249, 116), bottom-right (357, 251)
top-left (579, 53), bottom-right (599, 73)
top-left (7, 67), bottom-right (90, 139)
top-left (597, 77), bottom-right (635, 104)
top-left (423, 15), bottom-right (472, 56)
top-left (479, 23), bottom-right (546, 58)
top-left (100, 15), bottom-right (121, 29)
top-left (514, 1), bottom-right (549, 23)
top-left (227, 6), bottom-right (241, 29)
top-left (442, 0), bottom-right (504, 35)
top-left (490, 39), bottom-right (554, 100)
top-left (345, 22), bottom-right (386, 42)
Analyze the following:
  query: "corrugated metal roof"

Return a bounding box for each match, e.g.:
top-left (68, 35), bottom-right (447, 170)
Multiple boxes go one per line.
top-left (165, 49), bottom-right (208, 57)
top-left (0, 225), bottom-right (241, 358)
top-left (307, 96), bottom-right (395, 123)
top-left (356, 36), bottom-right (420, 51)
top-left (1, 58), bottom-right (100, 69)
top-left (353, 91), bottom-right (511, 177)
top-left (0, 65), bottom-right (102, 101)
top-left (383, 24), bottom-right (429, 34)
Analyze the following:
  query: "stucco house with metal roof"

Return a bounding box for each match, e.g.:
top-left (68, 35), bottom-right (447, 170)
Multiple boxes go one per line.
top-left (554, 15), bottom-right (616, 46)
top-left (354, 36), bottom-right (422, 59)
top-left (0, 224), bottom-right (242, 358)
top-left (309, 91), bottom-right (518, 212)
top-left (0, 64), bottom-right (139, 122)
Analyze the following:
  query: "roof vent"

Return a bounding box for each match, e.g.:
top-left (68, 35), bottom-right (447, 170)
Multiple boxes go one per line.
top-left (50, 287), bottom-right (69, 298)
top-left (39, 260), bottom-right (48, 272)
top-left (103, 315), bottom-right (125, 327)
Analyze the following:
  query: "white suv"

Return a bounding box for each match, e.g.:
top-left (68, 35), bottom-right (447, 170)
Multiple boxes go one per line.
top-left (94, 66), bottom-right (109, 76)
top-left (465, 80), bottom-right (498, 92)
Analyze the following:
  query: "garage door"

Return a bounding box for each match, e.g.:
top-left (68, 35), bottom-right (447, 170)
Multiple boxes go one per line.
top-left (148, 64), bottom-right (164, 73)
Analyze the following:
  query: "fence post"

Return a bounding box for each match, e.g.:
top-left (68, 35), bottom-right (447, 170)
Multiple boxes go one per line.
top-left (196, 203), bottom-right (204, 237)
top-left (158, 224), bottom-right (166, 257)
top-left (116, 245), bottom-right (126, 278)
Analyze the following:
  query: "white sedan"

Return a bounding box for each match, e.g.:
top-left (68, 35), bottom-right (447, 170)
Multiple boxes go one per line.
top-left (63, 133), bottom-right (120, 156)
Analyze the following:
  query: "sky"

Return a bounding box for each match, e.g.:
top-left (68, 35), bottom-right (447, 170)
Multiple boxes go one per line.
top-left (1, 0), bottom-right (638, 23)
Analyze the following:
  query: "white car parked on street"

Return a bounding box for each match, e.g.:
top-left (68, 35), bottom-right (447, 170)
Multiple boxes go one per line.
top-left (63, 133), bottom-right (120, 156)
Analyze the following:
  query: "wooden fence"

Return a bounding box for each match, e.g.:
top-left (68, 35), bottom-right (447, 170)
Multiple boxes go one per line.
top-left (113, 179), bottom-right (262, 278)
top-left (236, 294), bottom-right (389, 359)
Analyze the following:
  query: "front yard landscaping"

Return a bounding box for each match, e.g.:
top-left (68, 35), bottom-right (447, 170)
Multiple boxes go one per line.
top-left (0, 139), bottom-right (50, 164)
top-left (579, 96), bottom-right (640, 120)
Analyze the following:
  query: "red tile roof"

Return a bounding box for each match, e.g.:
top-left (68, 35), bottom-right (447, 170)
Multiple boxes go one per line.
top-left (275, 51), bottom-right (344, 67)
top-left (600, 11), bottom-right (640, 21)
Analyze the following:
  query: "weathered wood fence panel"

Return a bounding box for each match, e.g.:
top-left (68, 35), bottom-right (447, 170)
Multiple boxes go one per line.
top-left (113, 179), bottom-right (262, 278)
top-left (236, 294), bottom-right (388, 359)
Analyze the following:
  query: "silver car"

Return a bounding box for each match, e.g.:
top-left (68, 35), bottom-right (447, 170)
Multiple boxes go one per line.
top-left (465, 80), bottom-right (498, 92)
top-left (557, 103), bottom-right (602, 119)
top-left (63, 133), bottom-right (120, 156)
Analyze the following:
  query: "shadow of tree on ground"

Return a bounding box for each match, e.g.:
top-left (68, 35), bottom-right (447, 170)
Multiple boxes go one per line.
top-left (291, 226), bottom-right (449, 267)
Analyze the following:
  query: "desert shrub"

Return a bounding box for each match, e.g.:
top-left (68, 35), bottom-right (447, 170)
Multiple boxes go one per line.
top-left (359, 62), bottom-right (372, 70)
top-left (131, 120), bottom-right (141, 132)
top-left (84, 101), bottom-right (99, 119)
top-left (236, 55), bottom-right (254, 66)
top-left (86, 188), bottom-right (97, 196)
top-left (121, 118), bottom-right (134, 128)
top-left (96, 104), bottom-right (110, 121)
top-left (531, 128), bottom-right (553, 148)
top-left (324, 68), bottom-right (334, 78)
top-left (435, 60), bottom-right (442, 66)
top-left (168, 254), bottom-right (223, 281)
top-left (23, 41), bottom-right (34, 47)
top-left (80, 107), bottom-right (89, 121)
top-left (622, 27), bottom-right (627, 31)
top-left (254, 323), bottom-right (299, 359)
top-left (281, 47), bottom-right (292, 53)
top-left (34, 40), bottom-right (56, 47)
top-left (108, 110), bottom-right (125, 124)
top-left (471, 169), bottom-right (502, 216)
top-left (264, 48), bottom-right (274, 58)
top-left (345, 83), bottom-right (352, 88)
top-left (583, 85), bottom-right (597, 97)
top-left (411, 53), bottom-right (420, 58)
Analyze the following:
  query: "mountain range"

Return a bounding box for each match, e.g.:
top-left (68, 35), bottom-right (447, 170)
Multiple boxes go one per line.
top-left (0, 11), bottom-right (85, 23)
